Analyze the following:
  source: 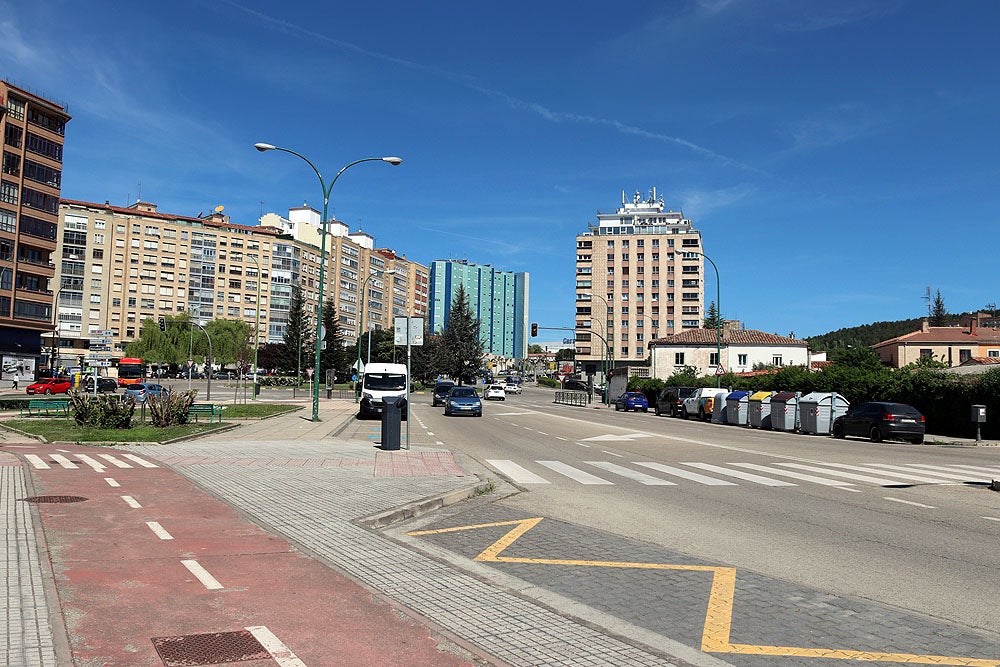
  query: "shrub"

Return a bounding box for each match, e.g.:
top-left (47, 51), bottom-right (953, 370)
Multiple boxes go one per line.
top-left (146, 389), bottom-right (197, 427)
top-left (69, 391), bottom-right (136, 429)
top-left (538, 377), bottom-right (559, 388)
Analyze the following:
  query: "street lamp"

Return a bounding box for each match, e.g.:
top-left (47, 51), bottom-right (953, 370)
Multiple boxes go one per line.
top-left (248, 255), bottom-right (262, 400)
top-left (580, 292), bottom-right (614, 405)
top-left (254, 143), bottom-right (402, 421)
top-left (686, 250), bottom-right (722, 388)
top-left (355, 269), bottom-right (396, 401)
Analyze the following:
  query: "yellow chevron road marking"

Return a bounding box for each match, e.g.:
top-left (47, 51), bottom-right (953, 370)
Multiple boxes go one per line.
top-left (407, 518), bottom-right (1000, 666)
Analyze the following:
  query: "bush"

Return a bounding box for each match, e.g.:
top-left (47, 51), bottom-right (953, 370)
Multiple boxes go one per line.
top-left (538, 377), bottom-right (559, 388)
top-left (146, 389), bottom-right (197, 427)
top-left (68, 391), bottom-right (136, 429)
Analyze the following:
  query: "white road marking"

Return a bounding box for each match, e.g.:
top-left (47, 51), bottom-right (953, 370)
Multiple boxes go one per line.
top-left (24, 454), bottom-right (50, 469)
top-left (884, 497), bottom-right (936, 509)
top-left (146, 521), bottom-right (173, 540)
top-left (486, 460), bottom-right (550, 484)
top-left (680, 462), bottom-right (797, 486)
top-left (104, 477), bottom-right (120, 487)
top-left (537, 460), bottom-right (614, 485)
top-left (633, 462), bottom-right (737, 486)
top-left (775, 463), bottom-right (901, 486)
top-left (76, 454), bottom-right (107, 471)
top-left (181, 559), bottom-right (224, 590)
top-left (49, 454), bottom-right (78, 469)
top-left (120, 495), bottom-right (142, 508)
top-left (427, 432), bottom-right (434, 436)
top-left (97, 454), bottom-right (132, 468)
top-left (585, 461), bottom-right (676, 485)
top-left (120, 454), bottom-right (158, 468)
top-left (245, 626), bottom-right (307, 667)
top-left (806, 462), bottom-right (957, 484)
top-left (983, 517), bottom-right (1000, 523)
top-left (580, 433), bottom-right (652, 442)
top-left (538, 431), bottom-right (549, 436)
top-left (931, 464), bottom-right (1000, 476)
top-left (601, 450), bottom-right (624, 458)
top-left (554, 436), bottom-right (567, 441)
top-left (864, 463), bottom-right (985, 482)
top-left (575, 442), bottom-right (592, 448)
top-left (726, 462), bottom-right (855, 487)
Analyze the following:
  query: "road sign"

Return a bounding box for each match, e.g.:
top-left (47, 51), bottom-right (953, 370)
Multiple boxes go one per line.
top-left (715, 364), bottom-right (726, 376)
top-left (394, 317), bottom-right (424, 346)
top-left (187, 359), bottom-right (194, 368)
top-left (97, 330), bottom-right (114, 336)
top-left (320, 325), bottom-right (326, 340)
top-left (95, 361), bottom-right (112, 367)
top-left (557, 373), bottom-right (566, 382)
top-left (306, 367), bottom-right (314, 378)
top-left (321, 340), bottom-right (327, 350)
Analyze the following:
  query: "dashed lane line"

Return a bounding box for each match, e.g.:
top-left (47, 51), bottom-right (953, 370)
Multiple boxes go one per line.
top-left (181, 559), bottom-right (224, 590)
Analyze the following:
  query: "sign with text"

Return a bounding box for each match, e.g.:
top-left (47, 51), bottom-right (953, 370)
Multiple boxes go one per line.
top-left (394, 317), bottom-right (424, 346)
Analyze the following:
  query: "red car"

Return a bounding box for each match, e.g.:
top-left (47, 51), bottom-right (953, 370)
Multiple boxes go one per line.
top-left (26, 378), bottom-right (73, 395)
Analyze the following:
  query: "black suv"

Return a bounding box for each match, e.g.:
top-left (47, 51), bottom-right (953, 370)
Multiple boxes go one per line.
top-left (654, 386), bottom-right (698, 417)
top-left (83, 376), bottom-right (118, 393)
top-left (432, 381), bottom-right (456, 406)
top-left (832, 402), bottom-right (926, 444)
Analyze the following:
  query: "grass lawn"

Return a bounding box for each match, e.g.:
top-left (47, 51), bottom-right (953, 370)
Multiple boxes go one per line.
top-left (213, 403), bottom-right (300, 419)
top-left (3, 418), bottom-right (227, 444)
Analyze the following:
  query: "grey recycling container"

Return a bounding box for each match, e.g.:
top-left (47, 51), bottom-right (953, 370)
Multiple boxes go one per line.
top-left (725, 390), bottom-right (751, 426)
top-left (798, 392), bottom-right (850, 435)
top-left (710, 390), bottom-right (731, 424)
top-left (748, 391), bottom-right (775, 429)
top-left (770, 391), bottom-right (801, 432)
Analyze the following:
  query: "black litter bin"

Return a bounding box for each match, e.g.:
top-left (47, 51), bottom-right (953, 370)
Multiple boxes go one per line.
top-left (381, 396), bottom-right (403, 450)
top-left (253, 382), bottom-right (261, 397)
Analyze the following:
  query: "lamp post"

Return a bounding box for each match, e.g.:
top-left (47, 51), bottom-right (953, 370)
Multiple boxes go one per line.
top-left (355, 269), bottom-right (395, 401)
top-left (579, 292), bottom-right (614, 405)
top-left (248, 255), bottom-right (262, 400)
top-left (686, 250), bottom-right (722, 388)
top-left (254, 143), bottom-right (402, 421)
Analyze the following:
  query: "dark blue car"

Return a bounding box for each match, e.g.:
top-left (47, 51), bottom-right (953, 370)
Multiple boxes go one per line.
top-left (615, 391), bottom-right (649, 412)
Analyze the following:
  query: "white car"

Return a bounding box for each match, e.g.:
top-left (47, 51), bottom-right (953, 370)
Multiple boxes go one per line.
top-left (485, 384), bottom-right (506, 400)
top-left (504, 382), bottom-right (522, 395)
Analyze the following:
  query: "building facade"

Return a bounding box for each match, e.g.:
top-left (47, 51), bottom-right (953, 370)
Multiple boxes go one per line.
top-left (872, 318), bottom-right (1000, 368)
top-left (51, 200), bottom-right (428, 370)
top-left (575, 189), bottom-right (704, 379)
top-left (428, 259), bottom-right (529, 361)
top-left (648, 326), bottom-right (809, 379)
top-left (1, 81), bottom-right (70, 381)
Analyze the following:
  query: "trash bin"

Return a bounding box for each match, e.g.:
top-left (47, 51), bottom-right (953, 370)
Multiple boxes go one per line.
top-left (725, 390), bottom-right (751, 426)
top-left (710, 390), bottom-right (730, 424)
top-left (748, 391), bottom-right (775, 429)
top-left (770, 391), bottom-right (801, 432)
top-left (253, 382), bottom-right (261, 397)
top-left (381, 396), bottom-right (403, 450)
top-left (798, 392), bottom-right (850, 435)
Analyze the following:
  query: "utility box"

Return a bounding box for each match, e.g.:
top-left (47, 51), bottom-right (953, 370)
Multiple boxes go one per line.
top-left (725, 390), bottom-right (751, 426)
top-left (972, 404), bottom-right (987, 423)
top-left (798, 392), bottom-right (850, 435)
top-left (748, 391), bottom-right (775, 429)
top-left (770, 391), bottom-right (801, 432)
top-left (381, 396), bottom-right (403, 450)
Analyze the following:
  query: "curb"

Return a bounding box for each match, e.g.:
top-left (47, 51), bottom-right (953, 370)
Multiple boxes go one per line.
top-left (356, 476), bottom-right (495, 530)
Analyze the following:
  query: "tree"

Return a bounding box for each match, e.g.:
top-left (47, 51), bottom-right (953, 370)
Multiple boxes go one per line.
top-left (438, 285), bottom-right (484, 385)
top-left (411, 329), bottom-right (443, 384)
top-left (320, 306), bottom-right (349, 383)
top-left (203, 319), bottom-right (252, 368)
top-left (281, 286), bottom-right (310, 376)
top-left (929, 289), bottom-right (948, 326)
top-left (703, 301), bottom-right (723, 330)
top-left (528, 343), bottom-right (544, 354)
top-left (555, 347), bottom-right (575, 361)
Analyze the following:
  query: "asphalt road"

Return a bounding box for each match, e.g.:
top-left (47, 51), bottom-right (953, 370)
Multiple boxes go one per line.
top-left (413, 386), bottom-right (1000, 648)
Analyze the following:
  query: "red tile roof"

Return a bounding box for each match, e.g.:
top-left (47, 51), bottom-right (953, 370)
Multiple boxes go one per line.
top-left (61, 199), bottom-right (282, 236)
top-left (650, 328), bottom-right (807, 347)
top-left (960, 356), bottom-right (1000, 366)
top-left (873, 326), bottom-right (1000, 347)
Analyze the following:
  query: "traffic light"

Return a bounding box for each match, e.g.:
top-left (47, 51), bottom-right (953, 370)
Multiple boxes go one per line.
top-left (531, 322), bottom-right (538, 337)
top-left (158, 317), bottom-right (166, 332)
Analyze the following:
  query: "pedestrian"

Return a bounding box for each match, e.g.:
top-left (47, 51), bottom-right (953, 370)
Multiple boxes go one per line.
top-left (11, 377), bottom-right (18, 390)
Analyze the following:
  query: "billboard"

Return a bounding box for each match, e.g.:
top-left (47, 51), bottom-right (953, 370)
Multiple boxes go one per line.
top-left (2, 354), bottom-right (36, 382)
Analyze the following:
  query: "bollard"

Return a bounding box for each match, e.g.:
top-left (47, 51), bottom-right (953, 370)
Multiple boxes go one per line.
top-left (972, 404), bottom-right (986, 443)
top-left (381, 396), bottom-right (403, 450)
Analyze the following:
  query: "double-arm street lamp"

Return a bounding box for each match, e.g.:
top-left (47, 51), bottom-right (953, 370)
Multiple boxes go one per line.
top-left (355, 268), bottom-right (396, 402)
top-left (685, 250), bottom-right (722, 388)
top-left (254, 143), bottom-right (402, 422)
top-left (248, 254), bottom-right (262, 400)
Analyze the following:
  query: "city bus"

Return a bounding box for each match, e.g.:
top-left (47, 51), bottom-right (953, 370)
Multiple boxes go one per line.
top-left (117, 357), bottom-right (146, 387)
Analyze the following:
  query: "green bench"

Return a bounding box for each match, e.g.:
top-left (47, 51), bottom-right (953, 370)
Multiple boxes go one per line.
top-left (20, 399), bottom-right (70, 417)
top-left (187, 403), bottom-right (225, 423)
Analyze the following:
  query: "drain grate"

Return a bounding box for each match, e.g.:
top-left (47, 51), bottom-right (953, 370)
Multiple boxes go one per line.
top-left (20, 495), bottom-right (88, 503)
top-left (152, 630), bottom-right (269, 666)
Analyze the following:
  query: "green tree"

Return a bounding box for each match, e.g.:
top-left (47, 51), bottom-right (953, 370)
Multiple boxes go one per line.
top-left (411, 329), bottom-right (443, 384)
top-left (929, 289), bottom-right (948, 326)
top-left (528, 343), bottom-right (544, 354)
top-left (203, 319), bottom-right (252, 368)
top-left (281, 286), bottom-right (310, 375)
top-left (124, 313), bottom-right (194, 365)
top-left (555, 347), bottom-right (575, 361)
top-left (320, 306), bottom-right (349, 382)
top-left (439, 285), bottom-right (484, 384)
top-left (703, 301), bottom-right (723, 330)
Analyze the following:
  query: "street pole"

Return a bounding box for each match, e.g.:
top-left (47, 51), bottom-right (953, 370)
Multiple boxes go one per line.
top-left (688, 250), bottom-right (722, 388)
top-left (255, 143), bottom-right (401, 422)
top-left (356, 269), bottom-right (395, 401)
top-left (249, 255), bottom-right (261, 400)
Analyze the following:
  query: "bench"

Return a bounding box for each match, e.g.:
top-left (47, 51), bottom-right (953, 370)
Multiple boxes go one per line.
top-left (20, 399), bottom-right (70, 417)
top-left (187, 403), bottom-right (225, 423)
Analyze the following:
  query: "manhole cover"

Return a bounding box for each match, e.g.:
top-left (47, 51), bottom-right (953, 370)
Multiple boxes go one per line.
top-left (20, 495), bottom-right (88, 503)
top-left (152, 630), bottom-right (269, 666)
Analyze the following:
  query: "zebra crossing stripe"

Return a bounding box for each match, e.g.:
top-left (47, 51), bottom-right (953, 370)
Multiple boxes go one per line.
top-left (938, 464), bottom-right (1000, 476)
top-left (49, 454), bottom-right (78, 469)
top-left (633, 462), bottom-right (737, 486)
top-left (807, 462), bottom-right (959, 484)
top-left (76, 454), bottom-right (107, 471)
top-left (486, 460), bottom-right (550, 484)
top-left (863, 463), bottom-right (986, 482)
top-left (24, 454), bottom-right (49, 469)
top-left (537, 460), bottom-right (614, 485)
top-left (775, 463), bottom-right (900, 485)
top-left (680, 462), bottom-right (796, 486)
top-left (585, 461), bottom-right (676, 485)
top-left (726, 462), bottom-right (855, 486)
top-left (120, 453), bottom-right (158, 468)
top-left (97, 454), bottom-right (132, 468)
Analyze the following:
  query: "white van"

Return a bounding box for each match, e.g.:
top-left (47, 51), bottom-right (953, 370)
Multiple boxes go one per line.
top-left (358, 362), bottom-right (408, 420)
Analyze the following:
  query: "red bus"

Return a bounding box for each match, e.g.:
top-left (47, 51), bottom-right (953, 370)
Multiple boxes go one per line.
top-left (117, 357), bottom-right (146, 387)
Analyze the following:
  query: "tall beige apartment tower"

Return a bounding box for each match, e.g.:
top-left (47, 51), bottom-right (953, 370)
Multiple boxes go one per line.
top-left (0, 81), bottom-right (70, 379)
top-left (575, 188), bottom-right (705, 380)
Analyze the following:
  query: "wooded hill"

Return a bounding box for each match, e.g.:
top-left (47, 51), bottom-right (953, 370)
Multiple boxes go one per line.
top-left (807, 314), bottom-right (969, 351)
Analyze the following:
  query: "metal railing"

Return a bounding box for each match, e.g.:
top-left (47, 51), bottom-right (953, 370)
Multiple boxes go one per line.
top-left (554, 390), bottom-right (590, 407)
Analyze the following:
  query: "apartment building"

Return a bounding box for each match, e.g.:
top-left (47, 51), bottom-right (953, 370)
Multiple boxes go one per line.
top-left (428, 259), bottom-right (530, 361)
top-left (1, 81), bottom-right (70, 380)
top-left (575, 188), bottom-right (704, 379)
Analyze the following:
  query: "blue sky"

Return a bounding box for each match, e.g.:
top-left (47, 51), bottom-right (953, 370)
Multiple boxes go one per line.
top-left (3, 1), bottom-right (998, 340)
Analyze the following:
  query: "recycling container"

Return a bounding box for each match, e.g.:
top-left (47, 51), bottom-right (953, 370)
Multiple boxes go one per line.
top-left (798, 392), bottom-right (850, 435)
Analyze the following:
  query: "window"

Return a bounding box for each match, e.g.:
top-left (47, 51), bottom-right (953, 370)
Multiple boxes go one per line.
top-left (710, 352), bottom-right (719, 366)
top-left (959, 349), bottom-right (972, 363)
top-left (0, 180), bottom-right (18, 204)
top-left (772, 355), bottom-right (783, 367)
top-left (738, 354), bottom-right (748, 366)
top-left (674, 352), bottom-right (685, 365)
top-left (919, 349), bottom-right (933, 359)
top-left (989, 350), bottom-right (999, 358)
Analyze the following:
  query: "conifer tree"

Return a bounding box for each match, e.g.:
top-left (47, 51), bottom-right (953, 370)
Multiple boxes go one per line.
top-left (439, 285), bottom-right (485, 385)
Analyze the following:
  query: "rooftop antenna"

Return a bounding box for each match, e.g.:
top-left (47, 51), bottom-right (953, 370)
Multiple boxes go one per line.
top-left (923, 286), bottom-right (931, 317)
top-left (136, 181), bottom-right (142, 202)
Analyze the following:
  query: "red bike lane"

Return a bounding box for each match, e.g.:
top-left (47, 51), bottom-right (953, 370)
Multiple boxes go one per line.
top-left (18, 443), bottom-right (478, 667)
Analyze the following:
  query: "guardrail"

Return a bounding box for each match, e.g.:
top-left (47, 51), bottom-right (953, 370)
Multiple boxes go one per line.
top-left (554, 390), bottom-right (590, 407)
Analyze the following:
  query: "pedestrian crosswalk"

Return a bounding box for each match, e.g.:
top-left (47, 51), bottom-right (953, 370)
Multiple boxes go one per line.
top-left (23, 452), bottom-right (158, 472)
top-left (484, 458), bottom-right (1000, 490)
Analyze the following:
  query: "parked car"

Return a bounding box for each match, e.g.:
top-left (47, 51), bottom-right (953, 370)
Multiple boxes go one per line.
top-left (485, 384), bottom-right (507, 401)
top-left (562, 379), bottom-right (590, 393)
top-left (832, 402), bottom-right (926, 444)
top-left (504, 382), bottom-right (522, 395)
top-left (615, 391), bottom-right (649, 412)
top-left (123, 382), bottom-right (170, 403)
top-left (82, 376), bottom-right (118, 393)
top-left (443, 386), bottom-right (483, 417)
top-left (680, 387), bottom-right (714, 419)
top-left (25, 378), bottom-right (72, 395)
top-left (212, 370), bottom-right (233, 380)
top-left (654, 386), bottom-right (698, 417)
top-left (432, 381), bottom-right (456, 406)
